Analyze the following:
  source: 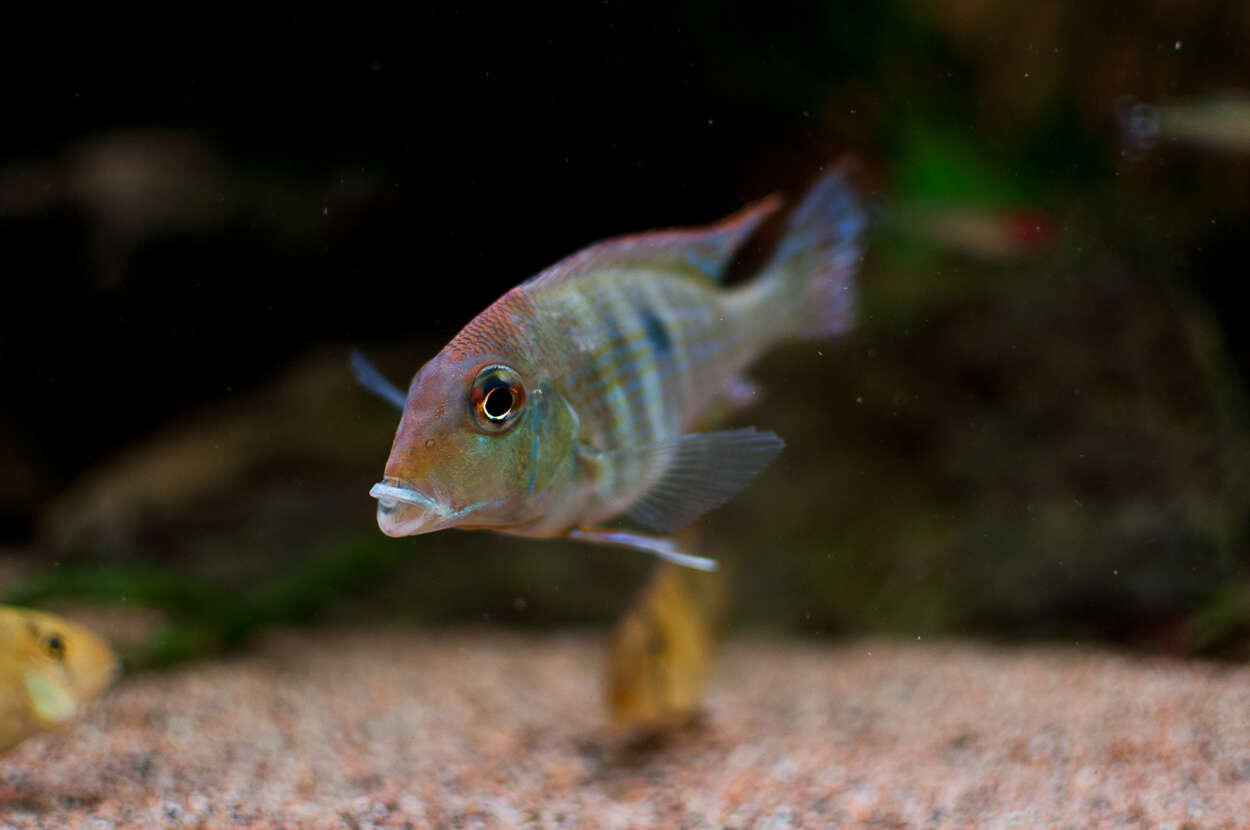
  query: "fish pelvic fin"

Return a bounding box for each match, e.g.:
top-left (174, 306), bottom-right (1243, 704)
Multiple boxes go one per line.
top-left (567, 528), bottom-right (720, 572)
top-left (350, 348), bottom-right (407, 411)
top-left (752, 161), bottom-right (867, 340)
top-left (690, 375), bottom-right (764, 430)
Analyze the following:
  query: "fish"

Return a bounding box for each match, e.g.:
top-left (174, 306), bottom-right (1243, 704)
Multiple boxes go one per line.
top-left (1118, 93), bottom-right (1250, 154)
top-left (605, 559), bottom-right (726, 730)
top-left (0, 605), bottom-right (119, 752)
top-left (357, 163), bottom-right (866, 571)
top-left (886, 201), bottom-right (1053, 262)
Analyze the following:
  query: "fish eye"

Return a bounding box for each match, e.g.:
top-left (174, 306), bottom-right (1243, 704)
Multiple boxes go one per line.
top-left (43, 633), bottom-right (65, 661)
top-left (470, 365), bottom-right (526, 431)
top-left (483, 386), bottom-right (515, 419)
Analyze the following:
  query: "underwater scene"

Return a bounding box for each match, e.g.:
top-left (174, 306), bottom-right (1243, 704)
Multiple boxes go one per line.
top-left (2, 2), bottom-right (1250, 825)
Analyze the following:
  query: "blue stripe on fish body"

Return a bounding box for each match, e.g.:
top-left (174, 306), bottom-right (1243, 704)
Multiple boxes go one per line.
top-left (527, 428), bottom-right (541, 494)
top-left (640, 303), bottom-right (672, 359)
top-left (568, 303), bottom-right (706, 396)
top-left (564, 276), bottom-right (742, 432)
top-left (625, 281), bottom-right (667, 449)
top-left (598, 320), bottom-right (632, 432)
top-left (634, 284), bottom-right (729, 504)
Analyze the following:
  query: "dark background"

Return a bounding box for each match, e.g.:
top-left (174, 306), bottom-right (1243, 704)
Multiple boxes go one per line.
top-left (3, 1), bottom-right (1250, 662)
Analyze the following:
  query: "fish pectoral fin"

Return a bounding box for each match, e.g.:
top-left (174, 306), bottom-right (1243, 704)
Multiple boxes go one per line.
top-left (349, 348), bottom-right (407, 411)
top-left (23, 668), bottom-right (78, 725)
top-left (567, 528), bottom-right (719, 572)
top-left (615, 427), bottom-right (784, 534)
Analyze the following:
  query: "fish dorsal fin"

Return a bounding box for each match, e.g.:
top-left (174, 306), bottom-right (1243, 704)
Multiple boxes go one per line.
top-left (614, 427), bottom-right (785, 533)
top-left (525, 195), bottom-right (781, 289)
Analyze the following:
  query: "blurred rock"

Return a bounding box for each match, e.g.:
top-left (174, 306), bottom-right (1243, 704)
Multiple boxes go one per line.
top-left (0, 415), bottom-right (53, 536)
top-left (0, 130), bottom-right (382, 290)
top-left (36, 347), bottom-right (403, 569)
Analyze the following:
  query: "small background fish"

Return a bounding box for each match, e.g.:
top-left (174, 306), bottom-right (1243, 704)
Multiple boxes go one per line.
top-left (0, 605), bottom-right (118, 753)
top-left (883, 201), bottom-right (1053, 262)
top-left (1118, 93), bottom-right (1250, 154)
top-left (605, 555), bottom-right (727, 731)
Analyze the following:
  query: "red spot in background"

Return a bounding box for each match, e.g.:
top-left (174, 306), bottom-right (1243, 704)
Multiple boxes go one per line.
top-left (1006, 209), bottom-right (1054, 248)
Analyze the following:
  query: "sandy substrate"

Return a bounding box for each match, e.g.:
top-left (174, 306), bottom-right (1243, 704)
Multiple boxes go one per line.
top-left (2, 627), bottom-right (1249, 828)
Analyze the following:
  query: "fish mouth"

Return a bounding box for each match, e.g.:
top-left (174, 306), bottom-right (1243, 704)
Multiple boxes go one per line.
top-left (369, 480), bottom-right (450, 537)
top-left (369, 480), bottom-right (506, 536)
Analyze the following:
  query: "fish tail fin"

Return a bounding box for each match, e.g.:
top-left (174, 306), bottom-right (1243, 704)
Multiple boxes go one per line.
top-left (752, 162), bottom-right (867, 340)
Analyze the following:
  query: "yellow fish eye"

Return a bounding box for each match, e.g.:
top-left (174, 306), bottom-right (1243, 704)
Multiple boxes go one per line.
top-left (43, 632), bottom-right (66, 661)
top-left (470, 365), bottom-right (526, 431)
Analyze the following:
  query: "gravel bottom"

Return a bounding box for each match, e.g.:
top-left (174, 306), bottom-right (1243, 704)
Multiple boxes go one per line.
top-left (2, 626), bottom-right (1249, 828)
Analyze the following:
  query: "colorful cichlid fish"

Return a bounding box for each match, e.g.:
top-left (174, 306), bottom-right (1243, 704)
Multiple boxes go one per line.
top-left (355, 165), bottom-right (865, 570)
top-left (0, 605), bottom-right (119, 753)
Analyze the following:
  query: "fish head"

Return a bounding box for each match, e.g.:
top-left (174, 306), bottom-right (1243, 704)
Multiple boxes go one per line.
top-left (0, 607), bottom-right (119, 730)
top-left (372, 348), bottom-right (579, 537)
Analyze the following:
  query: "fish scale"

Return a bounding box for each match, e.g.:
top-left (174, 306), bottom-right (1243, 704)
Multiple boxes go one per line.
top-left (363, 164), bottom-right (865, 570)
top-left (528, 267), bottom-right (759, 514)
top-left (562, 275), bottom-right (665, 500)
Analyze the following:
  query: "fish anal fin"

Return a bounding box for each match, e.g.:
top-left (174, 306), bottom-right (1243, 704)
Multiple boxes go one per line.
top-left (621, 427), bottom-right (784, 534)
top-left (692, 375), bottom-right (764, 430)
top-left (526, 194), bottom-right (782, 289)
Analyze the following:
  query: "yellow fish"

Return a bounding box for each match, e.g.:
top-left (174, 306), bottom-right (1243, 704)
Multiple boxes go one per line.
top-left (0, 606), bottom-right (119, 752)
top-left (605, 560), bottom-right (726, 730)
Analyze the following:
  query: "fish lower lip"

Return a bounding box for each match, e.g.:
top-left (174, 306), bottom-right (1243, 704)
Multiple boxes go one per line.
top-left (370, 481), bottom-right (448, 537)
top-left (369, 482), bottom-right (444, 512)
